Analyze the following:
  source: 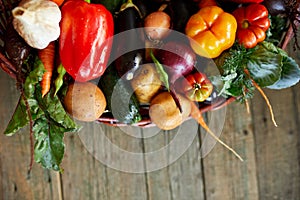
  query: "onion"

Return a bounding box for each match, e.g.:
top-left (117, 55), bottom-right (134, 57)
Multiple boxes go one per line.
top-left (154, 41), bottom-right (196, 113)
top-left (156, 41), bottom-right (196, 83)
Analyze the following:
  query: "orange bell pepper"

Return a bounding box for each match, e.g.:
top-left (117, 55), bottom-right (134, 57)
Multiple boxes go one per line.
top-left (185, 6), bottom-right (237, 58)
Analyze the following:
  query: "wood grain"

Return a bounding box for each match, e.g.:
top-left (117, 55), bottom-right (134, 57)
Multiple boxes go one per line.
top-left (251, 86), bottom-right (300, 200)
top-left (0, 71), bottom-right (60, 200)
top-left (249, 39), bottom-right (300, 200)
top-left (202, 102), bottom-right (259, 200)
top-left (60, 124), bottom-right (148, 200)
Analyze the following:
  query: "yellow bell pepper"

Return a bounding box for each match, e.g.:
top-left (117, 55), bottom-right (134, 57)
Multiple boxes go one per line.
top-left (185, 6), bottom-right (237, 58)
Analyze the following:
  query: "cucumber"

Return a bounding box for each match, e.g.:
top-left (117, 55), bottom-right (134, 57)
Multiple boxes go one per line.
top-left (98, 64), bottom-right (142, 124)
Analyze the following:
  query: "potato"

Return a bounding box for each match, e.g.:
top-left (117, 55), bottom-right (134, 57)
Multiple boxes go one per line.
top-left (63, 82), bottom-right (106, 122)
top-left (149, 92), bottom-right (191, 130)
top-left (131, 63), bottom-right (162, 103)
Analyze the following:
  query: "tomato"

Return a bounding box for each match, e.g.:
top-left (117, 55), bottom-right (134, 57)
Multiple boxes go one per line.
top-left (178, 72), bottom-right (213, 102)
top-left (59, 0), bottom-right (114, 82)
top-left (232, 3), bottom-right (270, 48)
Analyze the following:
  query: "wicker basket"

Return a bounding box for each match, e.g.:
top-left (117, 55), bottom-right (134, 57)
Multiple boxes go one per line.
top-left (0, 0), bottom-right (296, 128)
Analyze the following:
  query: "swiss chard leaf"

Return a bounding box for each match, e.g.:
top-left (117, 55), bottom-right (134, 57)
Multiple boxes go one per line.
top-left (33, 116), bottom-right (65, 172)
top-left (4, 59), bottom-right (45, 136)
top-left (35, 85), bottom-right (80, 132)
top-left (32, 85), bottom-right (80, 171)
top-left (4, 56), bottom-right (80, 171)
top-left (247, 43), bottom-right (282, 87)
top-left (4, 97), bottom-right (29, 136)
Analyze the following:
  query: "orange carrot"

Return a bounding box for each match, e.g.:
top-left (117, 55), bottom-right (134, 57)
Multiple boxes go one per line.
top-left (244, 69), bottom-right (278, 127)
top-left (38, 41), bottom-right (56, 98)
top-left (190, 102), bottom-right (244, 161)
top-left (251, 79), bottom-right (278, 127)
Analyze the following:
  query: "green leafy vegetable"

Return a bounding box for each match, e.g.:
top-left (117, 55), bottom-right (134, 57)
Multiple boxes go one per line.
top-left (4, 60), bottom-right (45, 136)
top-left (213, 44), bottom-right (255, 100)
top-left (212, 41), bottom-right (299, 101)
top-left (267, 55), bottom-right (300, 89)
top-left (4, 97), bottom-right (29, 136)
top-left (54, 63), bottom-right (66, 96)
top-left (33, 116), bottom-right (65, 172)
top-left (247, 42), bottom-right (282, 87)
top-left (4, 56), bottom-right (80, 171)
top-left (150, 50), bottom-right (170, 91)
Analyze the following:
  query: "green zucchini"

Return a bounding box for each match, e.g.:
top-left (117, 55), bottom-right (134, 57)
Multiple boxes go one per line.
top-left (98, 64), bottom-right (142, 124)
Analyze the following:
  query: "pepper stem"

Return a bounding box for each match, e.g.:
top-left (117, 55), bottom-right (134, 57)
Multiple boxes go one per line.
top-left (85, 0), bottom-right (90, 4)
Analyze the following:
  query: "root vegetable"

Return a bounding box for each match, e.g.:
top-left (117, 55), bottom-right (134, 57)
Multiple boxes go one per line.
top-left (131, 63), bottom-right (162, 103)
top-left (244, 69), bottom-right (278, 127)
top-left (144, 10), bottom-right (171, 40)
top-left (149, 92), bottom-right (191, 130)
top-left (38, 41), bottom-right (56, 97)
top-left (190, 102), bottom-right (244, 161)
top-left (64, 82), bottom-right (106, 122)
top-left (156, 41), bottom-right (196, 84)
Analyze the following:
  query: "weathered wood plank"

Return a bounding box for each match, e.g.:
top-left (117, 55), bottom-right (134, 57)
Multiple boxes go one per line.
top-left (202, 103), bottom-right (259, 200)
top-left (102, 125), bottom-right (148, 200)
top-left (142, 127), bottom-right (172, 200)
top-left (143, 119), bottom-right (206, 200)
top-left (250, 37), bottom-right (300, 200)
top-left (60, 123), bottom-right (148, 200)
top-left (59, 130), bottom-right (108, 200)
top-left (167, 120), bottom-right (206, 200)
top-left (0, 72), bottom-right (59, 200)
top-left (251, 86), bottom-right (300, 200)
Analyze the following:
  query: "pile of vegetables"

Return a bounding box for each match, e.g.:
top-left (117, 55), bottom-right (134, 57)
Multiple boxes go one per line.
top-left (1, 0), bottom-right (300, 171)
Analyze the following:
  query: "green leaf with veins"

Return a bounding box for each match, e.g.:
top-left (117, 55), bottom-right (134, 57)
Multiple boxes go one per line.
top-left (267, 53), bottom-right (300, 89)
top-left (4, 97), bottom-right (29, 136)
top-left (33, 84), bottom-right (80, 171)
top-left (4, 56), bottom-right (80, 171)
top-left (33, 116), bottom-right (65, 172)
top-left (247, 42), bottom-right (282, 87)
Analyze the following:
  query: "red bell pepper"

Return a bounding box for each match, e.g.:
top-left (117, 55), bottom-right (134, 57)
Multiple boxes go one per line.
top-left (178, 72), bottom-right (213, 102)
top-left (232, 3), bottom-right (270, 49)
top-left (59, 0), bottom-right (114, 82)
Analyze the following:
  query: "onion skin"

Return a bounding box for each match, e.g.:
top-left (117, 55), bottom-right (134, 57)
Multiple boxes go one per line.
top-left (156, 41), bottom-right (196, 83)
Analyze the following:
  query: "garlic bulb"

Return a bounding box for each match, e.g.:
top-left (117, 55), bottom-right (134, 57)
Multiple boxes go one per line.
top-left (12, 0), bottom-right (61, 49)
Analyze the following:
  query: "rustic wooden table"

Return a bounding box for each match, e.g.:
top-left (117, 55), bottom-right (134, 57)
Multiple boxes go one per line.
top-left (1, 44), bottom-right (300, 199)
